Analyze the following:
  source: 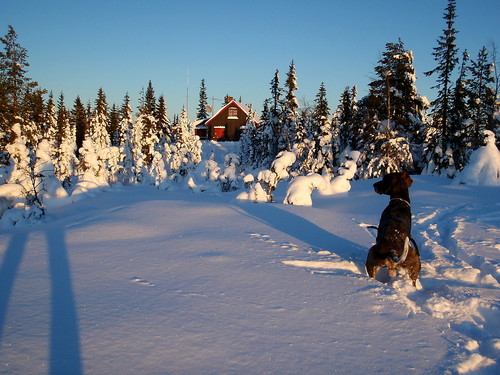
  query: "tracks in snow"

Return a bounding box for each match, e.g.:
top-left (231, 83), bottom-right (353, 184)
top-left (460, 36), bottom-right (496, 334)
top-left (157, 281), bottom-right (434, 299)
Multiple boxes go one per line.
top-left (248, 201), bottom-right (500, 374)
top-left (402, 204), bottom-right (499, 374)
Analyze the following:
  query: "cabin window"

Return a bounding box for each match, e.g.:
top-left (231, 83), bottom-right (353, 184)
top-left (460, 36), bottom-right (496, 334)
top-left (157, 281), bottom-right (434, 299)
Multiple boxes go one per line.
top-left (228, 107), bottom-right (238, 119)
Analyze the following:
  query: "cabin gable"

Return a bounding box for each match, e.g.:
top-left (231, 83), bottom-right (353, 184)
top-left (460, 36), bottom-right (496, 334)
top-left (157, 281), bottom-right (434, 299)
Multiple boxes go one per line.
top-left (202, 99), bottom-right (249, 141)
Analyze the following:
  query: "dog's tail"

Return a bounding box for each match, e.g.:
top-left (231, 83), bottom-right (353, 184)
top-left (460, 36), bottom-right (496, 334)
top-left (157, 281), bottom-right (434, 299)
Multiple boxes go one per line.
top-left (391, 236), bottom-right (410, 264)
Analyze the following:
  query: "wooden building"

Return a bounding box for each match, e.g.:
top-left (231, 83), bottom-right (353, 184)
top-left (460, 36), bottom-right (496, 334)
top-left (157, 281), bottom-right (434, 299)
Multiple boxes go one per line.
top-left (196, 97), bottom-right (250, 141)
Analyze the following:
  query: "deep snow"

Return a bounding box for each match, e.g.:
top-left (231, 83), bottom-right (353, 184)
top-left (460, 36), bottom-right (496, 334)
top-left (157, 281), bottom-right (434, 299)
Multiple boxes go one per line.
top-left (0, 173), bottom-right (499, 374)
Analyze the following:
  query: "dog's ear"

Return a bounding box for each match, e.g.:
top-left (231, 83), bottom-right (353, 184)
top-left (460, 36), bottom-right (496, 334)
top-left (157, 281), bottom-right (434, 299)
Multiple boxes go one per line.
top-left (403, 172), bottom-right (413, 188)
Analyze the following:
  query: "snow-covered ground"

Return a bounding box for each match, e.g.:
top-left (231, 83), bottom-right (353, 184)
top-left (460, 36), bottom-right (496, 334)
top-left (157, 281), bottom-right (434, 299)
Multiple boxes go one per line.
top-left (0, 172), bottom-right (499, 374)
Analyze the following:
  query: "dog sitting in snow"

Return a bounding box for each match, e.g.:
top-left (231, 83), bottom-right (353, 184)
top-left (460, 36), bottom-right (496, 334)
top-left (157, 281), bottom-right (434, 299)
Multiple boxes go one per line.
top-left (365, 172), bottom-right (421, 286)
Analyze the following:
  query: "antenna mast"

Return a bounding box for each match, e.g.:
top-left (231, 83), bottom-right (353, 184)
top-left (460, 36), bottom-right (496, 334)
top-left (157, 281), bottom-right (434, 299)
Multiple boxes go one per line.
top-left (186, 68), bottom-right (189, 118)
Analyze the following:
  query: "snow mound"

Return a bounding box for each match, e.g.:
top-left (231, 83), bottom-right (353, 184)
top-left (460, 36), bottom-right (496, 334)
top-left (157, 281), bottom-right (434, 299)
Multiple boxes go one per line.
top-left (456, 130), bottom-right (500, 186)
top-left (236, 181), bottom-right (269, 202)
top-left (284, 174), bottom-right (327, 206)
top-left (270, 151), bottom-right (296, 181)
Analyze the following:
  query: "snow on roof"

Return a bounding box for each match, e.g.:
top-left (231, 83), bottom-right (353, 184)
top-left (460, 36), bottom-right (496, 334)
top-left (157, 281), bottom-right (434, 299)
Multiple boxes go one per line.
top-left (205, 99), bottom-right (250, 125)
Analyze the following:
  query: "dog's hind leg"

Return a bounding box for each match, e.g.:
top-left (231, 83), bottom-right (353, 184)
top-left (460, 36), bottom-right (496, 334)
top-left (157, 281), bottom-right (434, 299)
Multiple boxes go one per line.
top-left (404, 247), bottom-right (421, 287)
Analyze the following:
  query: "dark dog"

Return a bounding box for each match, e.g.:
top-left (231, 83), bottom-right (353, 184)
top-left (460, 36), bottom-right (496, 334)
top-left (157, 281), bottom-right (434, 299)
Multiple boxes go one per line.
top-left (365, 172), bottom-right (421, 286)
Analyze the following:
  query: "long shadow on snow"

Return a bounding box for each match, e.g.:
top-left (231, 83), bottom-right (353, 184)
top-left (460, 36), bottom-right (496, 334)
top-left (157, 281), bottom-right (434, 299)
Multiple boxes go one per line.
top-left (46, 227), bottom-right (83, 375)
top-left (0, 227), bottom-right (82, 375)
top-left (0, 231), bottom-right (28, 343)
top-left (235, 202), bottom-right (366, 273)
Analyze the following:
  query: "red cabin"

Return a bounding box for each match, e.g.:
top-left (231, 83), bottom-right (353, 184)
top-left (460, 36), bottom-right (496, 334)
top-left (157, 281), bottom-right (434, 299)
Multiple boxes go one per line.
top-left (196, 97), bottom-right (250, 141)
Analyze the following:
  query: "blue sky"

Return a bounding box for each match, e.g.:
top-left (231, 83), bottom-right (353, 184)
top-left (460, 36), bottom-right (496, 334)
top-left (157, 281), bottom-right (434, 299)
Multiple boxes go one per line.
top-left (2, 0), bottom-right (499, 118)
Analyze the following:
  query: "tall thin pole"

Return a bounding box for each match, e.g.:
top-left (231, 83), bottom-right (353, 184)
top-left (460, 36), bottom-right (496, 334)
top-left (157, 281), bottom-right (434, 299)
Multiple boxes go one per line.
top-left (186, 68), bottom-right (189, 119)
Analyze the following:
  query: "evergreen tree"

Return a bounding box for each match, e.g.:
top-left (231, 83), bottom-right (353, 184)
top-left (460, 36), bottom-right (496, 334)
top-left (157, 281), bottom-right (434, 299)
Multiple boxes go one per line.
top-left (281, 60), bottom-right (299, 151)
top-left (44, 92), bottom-right (58, 153)
top-left (170, 107), bottom-right (202, 177)
top-left (239, 105), bottom-right (259, 167)
top-left (5, 123), bottom-right (32, 187)
top-left (137, 81), bottom-right (159, 167)
top-left (448, 50), bottom-right (471, 171)
top-left (424, 0), bottom-right (460, 175)
top-left (140, 80), bottom-right (156, 117)
top-left (156, 94), bottom-right (172, 143)
top-left (294, 106), bottom-right (313, 172)
top-left (313, 83), bottom-right (334, 174)
top-left (267, 70), bottom-right (283, 157)
top-left (56, 92), bottom-right (68, 147)
top-left (0, 25), bottom-right (38, 130)
top-left (336, 86), bottom-right (361, 151)
top-left (196, 79), bottom-right (209, 120)
top-left (358, 128), bottom-right (414, 179)
top-left (108, 103), bottom-right (120, 146)
top-left (299, 83), bottom-right (333, 174)
top-left (369, 39), bottom-right (427, 171)
top-left (0, 25), bottom-right (40, 173)
top-left (467, 46), bottom-right (496, 149)
top-left (55, 93), bottom-right (76, 183)
top-left (488, 44), bottom-right (500, 147)
top-left (371, 39), bottom-right (425, 137)
top-left (88, 87), bottom-right (110, 150)
top-left (22, 88), bottom-right (46, 147)
top-left (118, 93), bottom-right (135, 184)
top-left (72, 96), bottom-right (88, 152)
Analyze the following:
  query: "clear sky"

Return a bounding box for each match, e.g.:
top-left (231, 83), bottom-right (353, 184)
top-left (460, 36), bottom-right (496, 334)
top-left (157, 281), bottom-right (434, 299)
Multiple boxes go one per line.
top-left (2, 0), bottom-right (499, 118)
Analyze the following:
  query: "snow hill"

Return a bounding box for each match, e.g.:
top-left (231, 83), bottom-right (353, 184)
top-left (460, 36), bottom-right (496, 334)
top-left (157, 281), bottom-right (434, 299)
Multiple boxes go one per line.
top-left (0, 172), bottom-right (498, 375)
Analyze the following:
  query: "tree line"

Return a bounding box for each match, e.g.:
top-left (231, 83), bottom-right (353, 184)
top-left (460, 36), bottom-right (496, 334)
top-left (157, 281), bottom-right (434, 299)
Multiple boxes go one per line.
top-left (0, 0), bottom-right (499, 202)
top-left (241, 0), bottom-right (499, 180)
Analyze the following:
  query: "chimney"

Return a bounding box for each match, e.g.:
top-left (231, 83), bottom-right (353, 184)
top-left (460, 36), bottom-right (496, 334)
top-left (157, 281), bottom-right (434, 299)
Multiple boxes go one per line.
top-left (225, 96), bottom-right (234, 104)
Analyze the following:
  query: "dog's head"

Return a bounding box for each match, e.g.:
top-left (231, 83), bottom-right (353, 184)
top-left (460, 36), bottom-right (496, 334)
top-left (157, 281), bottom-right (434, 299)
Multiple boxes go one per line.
top-left (373, 172), bottom-right (413, 196)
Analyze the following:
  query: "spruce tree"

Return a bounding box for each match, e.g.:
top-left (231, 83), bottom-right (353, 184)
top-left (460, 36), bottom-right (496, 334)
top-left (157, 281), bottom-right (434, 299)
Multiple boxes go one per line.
top-left (268, 70), bottom-right (283, 157)
top-left (72, 96), bottom-right (88, 152)
top-left (298, 83), bottom-right (333, 175)
top-left (88, 87), bottom-right (110, 150)
top-left (252, 99), bottom-right (275, 168)
top-left (44, 93), bottom-right (58, 153)
top-left (118, 93), bottom-right (135, 184)
top-left (140, 80), bottom-right (156, 117)
top-left (171, 107), bottom-right (201, 177)
top-left (449, 50), bottom-right (471, 171)
top-left (22, 88), bottom-right (46, 147)
top-left (370, 39), bottom-right (427, 171)
top-left (424, 0), bottom-right (460, 175)
top-left (281, 60), bottom-right (299, 151)
top-left (56, 92), bottom-right (68, 147)
top-left (336, 86), bottom-right (362, 151)
top-left (156, 94), bottom-right (172, 143)
top-left (294, 106), bottom-right (313, 173)
top-left (467, 46), bottom-right (496, 150)
top-left (0, 25), bottom-right (38, 128)
top-left (137, 81), bottom-right (159, 167)
top-left (371, 39), bottom-right (425, 138)
top-left (196, 79), bottom-right (209, 120)
top-left (108, 104), bottom-right (120, 146)
top-left (314, 83), bottom-right (334, 174)
top-left (0, 25), bottom-right (40, 172)
top-left (55, 93), bottom-right (76, 183)
top-left (239, 105), bottom-right (259, 167)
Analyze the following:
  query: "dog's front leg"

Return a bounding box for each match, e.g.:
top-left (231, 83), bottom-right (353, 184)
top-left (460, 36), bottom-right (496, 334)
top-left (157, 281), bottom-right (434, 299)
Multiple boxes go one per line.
top-left (365, 247), bottom-right (378, 279)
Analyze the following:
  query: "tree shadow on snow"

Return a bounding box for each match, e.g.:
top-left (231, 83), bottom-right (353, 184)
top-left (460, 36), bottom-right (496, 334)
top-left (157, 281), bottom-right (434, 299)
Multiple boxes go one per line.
top-left (235, 202), bottom-right (367, 273)
top-left (0, 228), bottom-right (82, 375)
top-left (0, 232), bottom-right (28, 342)
top-left (46, 228), bottom-right (83, 375)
